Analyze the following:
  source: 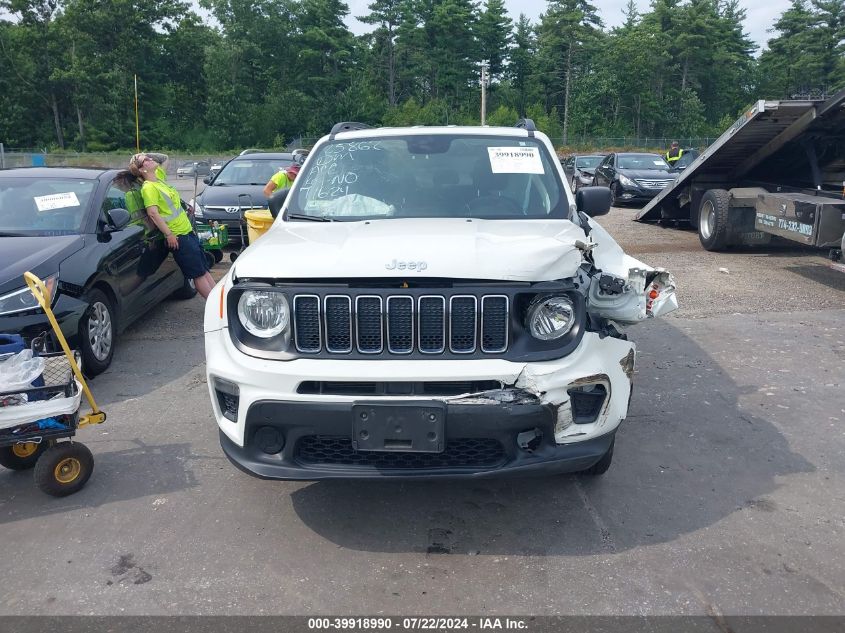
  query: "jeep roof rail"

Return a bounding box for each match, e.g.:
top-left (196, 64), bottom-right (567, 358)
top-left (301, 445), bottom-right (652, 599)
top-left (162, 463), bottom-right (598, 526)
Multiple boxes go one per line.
top-left (515, 118), bottom-right (536, 137)
top-left (329, 121), bottom-right (373, 140)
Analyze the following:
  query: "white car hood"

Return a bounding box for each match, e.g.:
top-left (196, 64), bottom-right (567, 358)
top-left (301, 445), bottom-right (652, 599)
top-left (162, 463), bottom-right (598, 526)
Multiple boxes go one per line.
top-left (233, 218), bottom-right (587, 282)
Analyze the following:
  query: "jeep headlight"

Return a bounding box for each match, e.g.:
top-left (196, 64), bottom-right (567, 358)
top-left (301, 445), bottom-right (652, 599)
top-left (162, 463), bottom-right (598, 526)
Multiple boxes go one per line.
top-left (618, 174), bottom-right (636, 187)
top-left (237, 291), bottom-right (289, 338)
top-left (190, 199), bottom-right (204, 218)
top-left (0, 274), bottom-right (58, 316)
top-left (526, 295), bottom-right (576, 341)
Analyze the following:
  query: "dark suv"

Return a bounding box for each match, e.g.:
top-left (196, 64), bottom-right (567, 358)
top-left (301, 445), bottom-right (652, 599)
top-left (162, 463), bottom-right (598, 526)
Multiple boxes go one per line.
top-left (192, 152), bottom-right (296, 245)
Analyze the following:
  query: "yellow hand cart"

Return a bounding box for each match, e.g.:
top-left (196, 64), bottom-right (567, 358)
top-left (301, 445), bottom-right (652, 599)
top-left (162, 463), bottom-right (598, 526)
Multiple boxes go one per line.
top-left (0, 272), bottom-right (106, 497)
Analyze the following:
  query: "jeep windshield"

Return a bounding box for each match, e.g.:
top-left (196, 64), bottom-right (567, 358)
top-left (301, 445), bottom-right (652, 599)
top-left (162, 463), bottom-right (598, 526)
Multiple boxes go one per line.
top-left (288, 135), bottom-right (568, 221)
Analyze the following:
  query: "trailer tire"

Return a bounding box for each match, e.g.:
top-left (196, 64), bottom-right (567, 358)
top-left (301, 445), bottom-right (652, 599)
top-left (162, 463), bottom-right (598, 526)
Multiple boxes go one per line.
top-left (698, 189), bottom-right (731, 251)
top-left (0, 443), bottom-right (48, 470)
top-left (34, 442), bottom-right (94, 497)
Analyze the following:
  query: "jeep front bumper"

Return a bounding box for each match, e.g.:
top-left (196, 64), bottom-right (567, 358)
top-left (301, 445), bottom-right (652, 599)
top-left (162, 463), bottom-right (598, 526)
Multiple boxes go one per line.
top-left (205, 328), bottom-right (635, 479)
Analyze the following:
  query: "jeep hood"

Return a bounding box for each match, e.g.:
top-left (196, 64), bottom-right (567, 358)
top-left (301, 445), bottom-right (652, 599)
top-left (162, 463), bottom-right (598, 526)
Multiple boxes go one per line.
top-left (232, 218), bottom-right (587, 282)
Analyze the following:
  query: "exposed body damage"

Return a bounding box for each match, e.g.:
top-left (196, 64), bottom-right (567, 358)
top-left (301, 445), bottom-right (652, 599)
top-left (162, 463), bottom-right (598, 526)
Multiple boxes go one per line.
top-left (204, 123), bottom-right (678, 480)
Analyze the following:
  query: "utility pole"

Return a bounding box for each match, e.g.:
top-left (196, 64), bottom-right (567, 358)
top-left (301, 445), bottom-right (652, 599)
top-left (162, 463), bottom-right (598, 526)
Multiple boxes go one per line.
top-left (480, 61), bottom-right (489, 126)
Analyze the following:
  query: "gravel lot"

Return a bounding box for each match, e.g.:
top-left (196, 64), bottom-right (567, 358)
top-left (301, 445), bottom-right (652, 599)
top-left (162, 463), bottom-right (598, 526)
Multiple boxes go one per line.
top-left (1, 190), bottom-right (844, 618)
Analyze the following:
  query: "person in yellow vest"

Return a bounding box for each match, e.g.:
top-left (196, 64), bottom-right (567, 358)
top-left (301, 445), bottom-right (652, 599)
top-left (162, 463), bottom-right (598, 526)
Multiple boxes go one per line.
top-left (129, 153), bottom-right (216, 299)
top-left (262, 162), bottom-right (300, 198)
top-left (665, 141), bottom-right (683, 166)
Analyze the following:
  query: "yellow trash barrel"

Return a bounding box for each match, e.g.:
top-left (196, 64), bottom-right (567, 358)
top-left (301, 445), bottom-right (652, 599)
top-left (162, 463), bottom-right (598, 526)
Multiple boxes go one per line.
top-left (244, 209), bottom-right (274, 244)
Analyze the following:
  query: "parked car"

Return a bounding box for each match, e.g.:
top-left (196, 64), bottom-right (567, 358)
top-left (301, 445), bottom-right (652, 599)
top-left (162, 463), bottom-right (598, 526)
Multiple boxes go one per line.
top-left (592, 152), bottom-right (674, 205)
top-left (192, 152), bottom-right (297, 246)
top-left (562, 154), bottom-right (605, 192)
top-left (176, 161), bottom-right (211, 178)
top-left (210, 161), bottom-right (226, 176)
top-left (0, 167), bottom-right (195, 375)
top-left (204, 121), bottom-right (678, 481)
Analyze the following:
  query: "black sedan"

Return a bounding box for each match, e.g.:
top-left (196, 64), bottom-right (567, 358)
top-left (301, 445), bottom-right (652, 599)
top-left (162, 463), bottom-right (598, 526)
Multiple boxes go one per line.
top-left (561, 154), bottom-right (605, 192)
top-left (0, 168), bottom-right (195, 375)
top-left (591, 152), bottom-right (675, 205)
top-left (192, 152), bottom-right (295, 246)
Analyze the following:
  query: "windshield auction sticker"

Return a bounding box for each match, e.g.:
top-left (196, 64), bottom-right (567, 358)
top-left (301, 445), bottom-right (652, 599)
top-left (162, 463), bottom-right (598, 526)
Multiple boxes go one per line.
top-left (488, 147), bottom-right (544, 174)
top-left (34, 192), bottom-right (80, 212)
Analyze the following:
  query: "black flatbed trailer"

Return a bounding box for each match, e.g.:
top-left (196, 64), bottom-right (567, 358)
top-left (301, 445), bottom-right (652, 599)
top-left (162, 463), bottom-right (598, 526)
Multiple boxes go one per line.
top-left (636, 89), bottom-right (845, 260)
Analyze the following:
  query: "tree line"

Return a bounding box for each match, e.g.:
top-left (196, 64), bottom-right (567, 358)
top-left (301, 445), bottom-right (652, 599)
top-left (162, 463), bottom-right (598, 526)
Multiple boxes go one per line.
top-left (0, 0), bottom-right (842, 152)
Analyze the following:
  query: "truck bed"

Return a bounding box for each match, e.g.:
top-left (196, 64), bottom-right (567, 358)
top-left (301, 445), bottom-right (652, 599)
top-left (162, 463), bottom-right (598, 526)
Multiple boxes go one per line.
top-left (636, 89), bottom-right (845, 223)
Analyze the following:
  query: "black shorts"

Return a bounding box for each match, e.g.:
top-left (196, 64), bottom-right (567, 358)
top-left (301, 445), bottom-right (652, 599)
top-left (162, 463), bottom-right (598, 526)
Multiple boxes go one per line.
top-left (172, 232), bottom-right (209, 279)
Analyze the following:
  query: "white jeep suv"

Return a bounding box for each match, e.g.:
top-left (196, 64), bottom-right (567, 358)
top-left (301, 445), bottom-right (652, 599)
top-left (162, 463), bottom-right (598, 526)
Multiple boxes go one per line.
top-left (203, 121), bottom-right (677, 480)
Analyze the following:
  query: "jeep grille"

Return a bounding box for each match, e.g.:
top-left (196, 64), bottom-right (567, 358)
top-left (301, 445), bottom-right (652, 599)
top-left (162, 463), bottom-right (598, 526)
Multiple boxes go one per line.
top-left (292, 293), bottom-right (509, 356)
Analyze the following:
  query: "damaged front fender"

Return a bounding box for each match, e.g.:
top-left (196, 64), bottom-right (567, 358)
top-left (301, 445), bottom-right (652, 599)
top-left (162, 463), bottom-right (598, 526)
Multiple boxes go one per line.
top-left (587, 267), bottom-right (678, 324)
top-left (583, 217), bottom-right (678, 324)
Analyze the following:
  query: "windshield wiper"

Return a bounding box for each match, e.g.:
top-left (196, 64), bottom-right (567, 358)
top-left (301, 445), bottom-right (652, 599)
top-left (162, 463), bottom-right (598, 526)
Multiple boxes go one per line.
top-left (0, 231), bottom-right (29, 237)
top-left (287, 214), bottom-right (334, 222)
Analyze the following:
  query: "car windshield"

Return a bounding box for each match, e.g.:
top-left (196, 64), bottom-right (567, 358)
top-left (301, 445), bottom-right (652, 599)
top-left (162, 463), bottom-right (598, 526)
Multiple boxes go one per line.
top-left (618, 154), bottom-right (671, 170)
top-left (215, 159), bottom-right (293, 186)
top-left (289, 135), bottom-right (566, 220)
top-left (0, 177), bottom-right (95, 234)
top-left (575, 156), bottom-right (603, 169)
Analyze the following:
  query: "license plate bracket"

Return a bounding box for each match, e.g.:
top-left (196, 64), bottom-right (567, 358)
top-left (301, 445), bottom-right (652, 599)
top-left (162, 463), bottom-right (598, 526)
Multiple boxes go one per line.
top-left (352, 402), bottom-right (445, 453)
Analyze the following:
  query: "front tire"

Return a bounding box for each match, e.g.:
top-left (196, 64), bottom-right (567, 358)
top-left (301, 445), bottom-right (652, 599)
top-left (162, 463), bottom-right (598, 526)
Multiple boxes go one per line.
top-left (698, 189), bottom-right (731, 251)
top-left (0, 443), bottom-right (49, 470)
top-left (579, 439), bottom-right (614, 476)
top-left (79, 288), bottom-right (115, 377)
top-left (170, 276), bottom-right (197, 300)
top-left (610, 183), bottom-right (621, 207)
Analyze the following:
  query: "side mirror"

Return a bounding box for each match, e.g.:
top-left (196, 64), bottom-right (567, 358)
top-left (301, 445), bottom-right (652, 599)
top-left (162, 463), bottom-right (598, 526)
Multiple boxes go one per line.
top-left (268, 188), bottom-right (290, 219)
top-left (576, 186), bottom-right (612, 217)
top-left (104, 208), bottom-right (131, 231)
top-left (203, 176), bottom-right (212, 185)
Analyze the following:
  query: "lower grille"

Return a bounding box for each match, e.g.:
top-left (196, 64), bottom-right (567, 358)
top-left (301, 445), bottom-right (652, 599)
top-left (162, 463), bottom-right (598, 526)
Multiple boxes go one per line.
top-left (295, 436), bottom-right (506, 469)
top-left (297, 380), bottom-right (502, 396)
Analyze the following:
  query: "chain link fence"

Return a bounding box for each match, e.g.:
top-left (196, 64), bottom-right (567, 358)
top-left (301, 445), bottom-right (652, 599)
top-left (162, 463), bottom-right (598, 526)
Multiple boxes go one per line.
top-left (550, 137), bottom-right (717, 151)
top-left (0, 146), bottom-right (236, 175)
top-left (0, 135), bottom-right (717, 171)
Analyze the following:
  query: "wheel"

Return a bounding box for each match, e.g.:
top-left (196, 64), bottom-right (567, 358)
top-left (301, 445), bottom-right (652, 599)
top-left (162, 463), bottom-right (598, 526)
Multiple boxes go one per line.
top-left (79, 288), bottom-right (115, 377)
top-left (203, 250), bottom-right (215, 269)
top-left (0, 442), bottom-right (48, 471)
top-left (610, 182), bottom-right (620, 207)
top-left (170, 276), bottom-right (197, 300)
top-left (34, 442), bottom-right (94, 497)
top-left (698, 189), bottom-right (731, 251)
top-left (579, 439), bottom-right (614, 476)
top-left (229, 252), bottom-right (239, 263)
top-left (213, 249), bottom-right (224, 263)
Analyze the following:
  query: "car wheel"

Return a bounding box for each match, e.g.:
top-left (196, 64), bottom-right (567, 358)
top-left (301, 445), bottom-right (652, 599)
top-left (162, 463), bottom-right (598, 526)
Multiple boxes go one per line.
top-left (610, 183), bottom-right (621, 207)
top-left (171, 276), bottom-right (197, 300)
top-left (79, 288), bottom-right (115, 377)
top-left (698, 189), bottom-right (731, 251)
top-left (579, 439), bottom-right (614, 476)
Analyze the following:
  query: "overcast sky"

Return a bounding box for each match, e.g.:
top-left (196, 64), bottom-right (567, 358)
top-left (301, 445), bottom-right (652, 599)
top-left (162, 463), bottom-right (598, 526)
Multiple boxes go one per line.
top-left (343, 0), bottom-right (790, 51)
